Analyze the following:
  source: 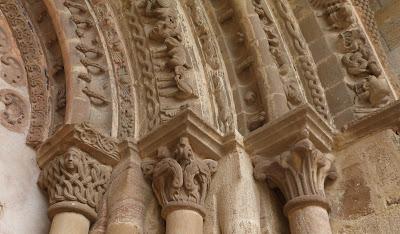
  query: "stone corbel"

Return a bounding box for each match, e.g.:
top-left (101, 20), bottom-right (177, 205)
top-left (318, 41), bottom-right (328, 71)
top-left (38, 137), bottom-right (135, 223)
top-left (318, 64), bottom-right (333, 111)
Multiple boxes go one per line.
top-left (139, 109), bottom-right (243, 234)
top-left (37, 123), bottom-right (120, 234)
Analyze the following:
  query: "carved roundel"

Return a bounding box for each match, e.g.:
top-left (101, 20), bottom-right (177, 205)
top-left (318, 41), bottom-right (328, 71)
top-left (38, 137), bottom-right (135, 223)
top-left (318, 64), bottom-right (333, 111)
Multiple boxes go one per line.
top-left (0, 89), bottom-right (28, 132)
top-left (0, 55), bottom-right (25, 86)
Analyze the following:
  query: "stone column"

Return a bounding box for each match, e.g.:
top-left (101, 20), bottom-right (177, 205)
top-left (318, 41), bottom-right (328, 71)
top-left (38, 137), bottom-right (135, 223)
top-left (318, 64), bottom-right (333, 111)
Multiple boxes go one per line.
top-left (141, 137), bottom-right (218, 234)
top-left (253, 138), bottom-right (337, 234)
top-left (37, 123), bottom-right (120, 234)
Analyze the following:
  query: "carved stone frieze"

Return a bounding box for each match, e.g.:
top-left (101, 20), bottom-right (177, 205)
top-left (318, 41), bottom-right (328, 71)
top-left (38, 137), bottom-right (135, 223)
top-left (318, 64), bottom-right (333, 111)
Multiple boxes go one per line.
top-left (308, 0), bottom-right (393, 117)
top-left (253, 138), bottom-right (337, 215)
top-left (252, 0), bottom-right (304, 109)
top-left (38, 146), bottom-right (112, 221)
top-left (142, 137), bottom-right (217, 218)
top-left (186, 0), bottom-right (234, 134)
top-left (0, 0), bottom-right (49, 146)
top-left (0, 89), bottom-right (28, 132)
top-left (61, 0), bottom-right (113, 134)
top-left (124, 0), bottom-right (161, 131)
top-left (37, 123), bottom-right (120, 167)
top-left (90, 1), bottom-right (136, 139)
top-left (273, 0), bottom-right (331, 122)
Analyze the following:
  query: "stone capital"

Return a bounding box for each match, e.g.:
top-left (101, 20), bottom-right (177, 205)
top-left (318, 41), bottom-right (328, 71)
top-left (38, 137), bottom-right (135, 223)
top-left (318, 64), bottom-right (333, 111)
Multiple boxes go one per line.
top-left (38, 146), bottom-right (112, 222)
top-left (142, 137), bottom-right (217, 218)
top-left (253, 138), bottom-right (337, 215)
top-left (37, 123), bottom-right (119, 222)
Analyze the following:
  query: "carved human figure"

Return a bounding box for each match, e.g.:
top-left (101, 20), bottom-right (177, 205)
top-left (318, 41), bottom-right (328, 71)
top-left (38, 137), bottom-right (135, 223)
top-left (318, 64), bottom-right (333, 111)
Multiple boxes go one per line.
top-left (325, 2), bottom-right (355, 30)
top-left (38, 147), bottom-right (112, 220)
top-left (349, 75), bottom-right (391, 108)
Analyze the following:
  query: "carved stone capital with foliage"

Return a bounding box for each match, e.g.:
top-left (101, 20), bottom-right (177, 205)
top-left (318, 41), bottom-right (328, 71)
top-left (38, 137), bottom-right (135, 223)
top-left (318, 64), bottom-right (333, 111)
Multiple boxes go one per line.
top-left (38, 146), bottom-right (112, 221)
top-left (141, 137), bottom-right (218, 218)
top-left (253, 138), bottom-right (337, 215)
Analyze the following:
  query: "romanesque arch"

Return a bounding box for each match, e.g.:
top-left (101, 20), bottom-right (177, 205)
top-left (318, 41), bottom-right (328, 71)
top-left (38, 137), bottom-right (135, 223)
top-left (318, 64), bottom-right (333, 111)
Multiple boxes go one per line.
top-left (1, 0), bottom-right (400, 233)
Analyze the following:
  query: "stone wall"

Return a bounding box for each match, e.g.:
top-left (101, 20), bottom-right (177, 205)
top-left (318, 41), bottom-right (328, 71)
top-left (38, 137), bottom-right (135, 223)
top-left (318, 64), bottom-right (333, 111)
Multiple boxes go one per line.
top-left (328, 130), bottom-right (400, 233)
top-left (371, 0), bottom-right (400, 80)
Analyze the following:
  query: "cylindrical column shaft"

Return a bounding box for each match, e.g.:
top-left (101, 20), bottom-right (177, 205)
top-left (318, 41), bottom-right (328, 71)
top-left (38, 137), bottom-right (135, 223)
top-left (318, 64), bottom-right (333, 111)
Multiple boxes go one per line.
top-left (287, 205), bottom-right (331, 234)
top-left (165, 209), bottom-right (203, 234)
top-left (49, 212), bottom-right (90, 234)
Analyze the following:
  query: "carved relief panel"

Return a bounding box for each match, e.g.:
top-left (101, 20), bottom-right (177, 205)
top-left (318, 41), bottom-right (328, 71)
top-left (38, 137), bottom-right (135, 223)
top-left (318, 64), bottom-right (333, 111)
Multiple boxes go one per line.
top-left (307, 0), bottom-right (393, 118)
top-left (205, 0), bottom-right (268, 134)
top-left (0, 0), bottom-right (50, 146)
top-left (0, 8), bottom-right (29, 133)
top-left (116, 0), bottom-right (215, 136)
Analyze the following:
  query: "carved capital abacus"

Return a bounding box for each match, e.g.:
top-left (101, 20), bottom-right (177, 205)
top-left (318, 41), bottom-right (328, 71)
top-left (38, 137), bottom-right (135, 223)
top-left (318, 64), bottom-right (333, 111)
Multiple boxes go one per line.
top-left (253, 138), bottom-right (337, 215)
top-left (142, 137), bottom-right (217, 218)
top-left (37, 123), bottom-right (120, 222)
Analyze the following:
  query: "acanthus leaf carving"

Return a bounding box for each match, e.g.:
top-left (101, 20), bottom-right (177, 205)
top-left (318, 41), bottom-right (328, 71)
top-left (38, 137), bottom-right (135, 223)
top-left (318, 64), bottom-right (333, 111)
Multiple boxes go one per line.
top-left (253, 138), bottom-right (337, 208)
top-left (142, 137), bottom-right (217, 218)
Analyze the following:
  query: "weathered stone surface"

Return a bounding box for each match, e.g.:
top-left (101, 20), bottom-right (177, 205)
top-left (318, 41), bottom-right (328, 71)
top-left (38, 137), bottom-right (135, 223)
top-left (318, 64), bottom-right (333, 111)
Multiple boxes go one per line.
top-left (0, 0), bottom-right (400, 233)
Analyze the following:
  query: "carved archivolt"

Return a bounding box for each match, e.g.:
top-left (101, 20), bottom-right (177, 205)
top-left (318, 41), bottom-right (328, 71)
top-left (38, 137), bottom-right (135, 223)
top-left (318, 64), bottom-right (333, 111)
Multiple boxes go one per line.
top-left (90, 2), bottom-right (137, 139)
top-left (186, 0), bottom-right (234, 133)
top-left (308, 0), bottom-right (392, 117)
top-left (0, 89), bottom-right (28, 132)
top-left (273, 0), bottom-right (331, 122)
top-left (142, 137), bottom-right (218, 218)
top-left (0, 0), bottom-right (49, 146)
top-left (39, 147), bottom-right (112, 220)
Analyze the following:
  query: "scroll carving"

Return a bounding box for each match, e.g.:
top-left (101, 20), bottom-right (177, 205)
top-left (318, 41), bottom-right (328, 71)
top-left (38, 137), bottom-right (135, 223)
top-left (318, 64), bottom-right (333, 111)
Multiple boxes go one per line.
top-left (75, 123), bottom-right (120, 161)
top-left (0, 0), bottom-right (49, 146)
top-left (0, 89), bottom-right (28, 132)
top-left (90, 2), bottom-right (136, 138)
top-left (38, 147), bottom-right (111, 220)
top-left (253, 138), bottom-right (337, 213)
top-left (142, 137), bottom-right (217, 218)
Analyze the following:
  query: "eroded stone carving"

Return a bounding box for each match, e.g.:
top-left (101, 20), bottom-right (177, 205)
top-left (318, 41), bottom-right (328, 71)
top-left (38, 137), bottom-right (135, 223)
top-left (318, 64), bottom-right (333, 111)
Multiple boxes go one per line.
top-left (0, 0), bottom-right (49, 146)
top-left (141, 137), bottom-right (217, 218)
top-left (38, 147), bottom-right (111, 220)
top-left (253, 138), bottom-right (337, 213)
top-left (90, 2), bottom-right (136, 138)
top-left (252, 0), bottom-right (303, 109)
top-left (309, 0), bottom-right (392, 117)
top-left (124, 0), bottom-right (160, 131)
top-left (275, 0), bottom-right (330, 122)
top-left (0, 89), bottom-right (28, 132)
top-left (142, 0), bottom-right (197, 101)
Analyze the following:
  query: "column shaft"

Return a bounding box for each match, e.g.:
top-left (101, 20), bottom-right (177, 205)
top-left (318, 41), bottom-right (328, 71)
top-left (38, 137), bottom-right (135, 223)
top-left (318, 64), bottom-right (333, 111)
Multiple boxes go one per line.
top-left (165, 209), bottom-right (203, 234)
top-left (50, 212), bottom-right (90, 234)
top-left (287, 205), bottom-right (332, 234)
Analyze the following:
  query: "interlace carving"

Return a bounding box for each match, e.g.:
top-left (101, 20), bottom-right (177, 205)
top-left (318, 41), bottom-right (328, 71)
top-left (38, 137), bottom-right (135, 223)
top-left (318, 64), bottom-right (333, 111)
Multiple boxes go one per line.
top-left (141, 137), bottom-right (217, 217)
top-left (38, 147), bottom-right (111, 213)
